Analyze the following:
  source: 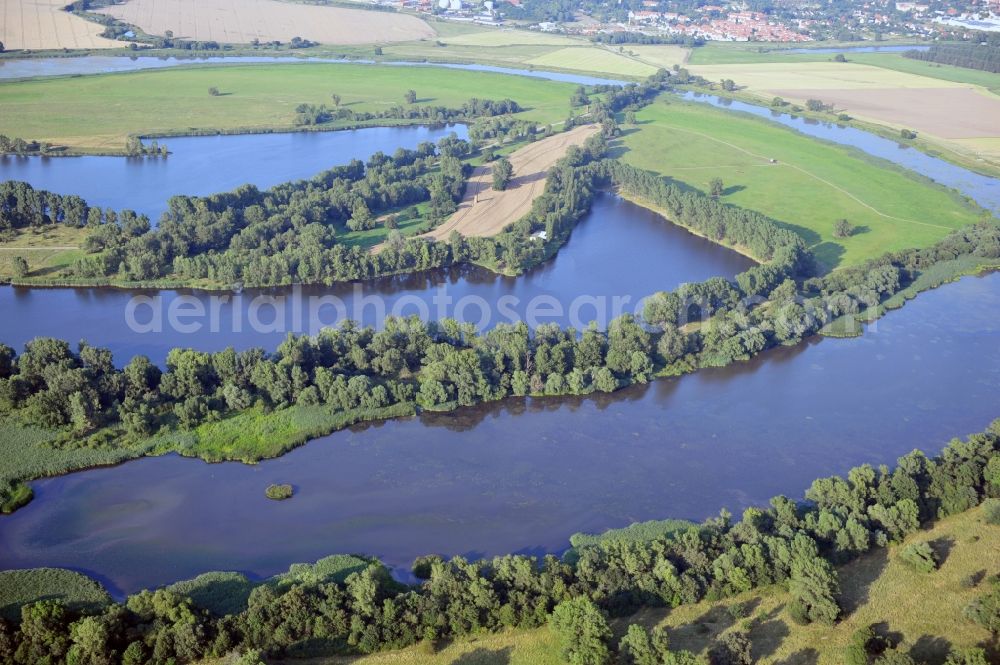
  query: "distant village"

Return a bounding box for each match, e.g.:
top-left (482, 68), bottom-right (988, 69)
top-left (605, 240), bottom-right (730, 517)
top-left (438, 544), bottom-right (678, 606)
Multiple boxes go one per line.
top-left (357, 0), bottom-right (1000, 40)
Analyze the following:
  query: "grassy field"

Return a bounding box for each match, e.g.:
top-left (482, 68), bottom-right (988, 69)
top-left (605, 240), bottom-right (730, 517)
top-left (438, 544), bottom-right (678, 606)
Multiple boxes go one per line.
top-left (526, 47), bottom-right (659, 78)
top-left (616, 99), bottom-right (986, 270)
top-left (145, 403), bottom-right (414, 463)
top-left (688, 61), bottom-right (967, 90)
top-left (0, 226), bottom-right (88, 279)
top-left (262, 504), bottom-right (1000, 665)
top-left (0, 63), bottom-right (577, 151)
top-left (626, 44), bottom-right (691, 69)
top-left (849, 52), bottom-right (1000, 93)
top-left (687, 42), bottom-right (834, 65)
top-left (0, 402), bottom-right (414, 514)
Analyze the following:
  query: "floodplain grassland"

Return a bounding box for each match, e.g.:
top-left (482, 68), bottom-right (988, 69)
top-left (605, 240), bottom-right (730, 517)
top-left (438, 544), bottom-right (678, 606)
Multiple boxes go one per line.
top-left (525, 47), bottom-right (659, 78)
top-left (849, 52), bottom-right (1000, 93)
top-left (0, 63), bottom-right (577, 151)
top-left (347, 25), bottom-right (671, 79)
top-left (616, 99), bottom-right (986, 270)
top-left (0, 402), bottom-right (413, 516)
top-left (261, 504), bottom-right (999, 665)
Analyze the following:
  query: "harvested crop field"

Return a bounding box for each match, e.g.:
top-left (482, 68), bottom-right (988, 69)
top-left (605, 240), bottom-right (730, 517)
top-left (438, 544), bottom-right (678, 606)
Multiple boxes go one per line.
top-left (423, 125), bottom-right (601, 241)
top-left (0, 0), bottom-right (123, 50)
top-left (769, 86), bottom-right (1000, 141)
top-left (690, 62), bottom-right (967, 90)
top-left (96, 0), bottom-right (435, 45)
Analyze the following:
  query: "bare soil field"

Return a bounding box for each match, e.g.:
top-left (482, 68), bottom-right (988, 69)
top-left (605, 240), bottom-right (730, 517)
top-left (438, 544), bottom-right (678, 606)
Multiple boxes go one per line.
top-left (96, 0), bottom-right (435, 45)
top-left (422, 124), bottom-right (601, 242)
top-left (0, 0), bottom-right (122, 50)
top-left (769, 86), bottom-right (1000, 140)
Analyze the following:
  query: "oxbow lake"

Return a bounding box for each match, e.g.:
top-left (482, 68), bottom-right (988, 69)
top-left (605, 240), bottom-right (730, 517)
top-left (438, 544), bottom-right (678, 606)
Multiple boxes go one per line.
top-left (0, 272), bottom-right (998, 595)
top-left (0, 124), bottom-right (469, 221)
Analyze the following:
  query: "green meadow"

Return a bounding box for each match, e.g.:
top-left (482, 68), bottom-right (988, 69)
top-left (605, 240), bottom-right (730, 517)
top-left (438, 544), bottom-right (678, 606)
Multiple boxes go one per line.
top-left (615, 99), bottom-right (986, 270)
top-left (0, 63), bottom-right (576, 152)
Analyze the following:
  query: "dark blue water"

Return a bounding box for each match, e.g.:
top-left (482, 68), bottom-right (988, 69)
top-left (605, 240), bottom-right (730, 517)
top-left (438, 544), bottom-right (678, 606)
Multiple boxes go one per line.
top-left (0, 194), bottom-right (754, 363)
top-left (1, 272), bottom-right (997, 595)
top-left (0, 124), bottom-right (467, 221)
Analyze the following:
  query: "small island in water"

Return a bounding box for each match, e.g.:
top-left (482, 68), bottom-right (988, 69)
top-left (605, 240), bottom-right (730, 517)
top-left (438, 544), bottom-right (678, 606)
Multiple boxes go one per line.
top-left (264, 484), bottom-right (294, 501)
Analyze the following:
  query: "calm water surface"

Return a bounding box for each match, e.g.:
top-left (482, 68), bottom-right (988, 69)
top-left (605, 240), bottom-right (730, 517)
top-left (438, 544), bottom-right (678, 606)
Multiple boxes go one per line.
top-left (0, 55), bottom-right (625, 86)
top-left (0, 194), bottom-right (754, 363)
top-left (0, 124), bottom-right (467, 220)
top-left (0, 272), bottom-right (997, 595)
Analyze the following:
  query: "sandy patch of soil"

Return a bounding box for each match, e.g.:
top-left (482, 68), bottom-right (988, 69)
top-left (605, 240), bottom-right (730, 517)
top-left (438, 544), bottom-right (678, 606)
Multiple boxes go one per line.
top-left (422, 124), bottom-right (601, 242)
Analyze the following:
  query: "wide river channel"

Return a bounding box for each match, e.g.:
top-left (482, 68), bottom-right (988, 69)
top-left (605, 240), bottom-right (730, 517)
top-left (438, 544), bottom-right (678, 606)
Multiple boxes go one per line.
top-left (0, 58), bottom-right (998, 596)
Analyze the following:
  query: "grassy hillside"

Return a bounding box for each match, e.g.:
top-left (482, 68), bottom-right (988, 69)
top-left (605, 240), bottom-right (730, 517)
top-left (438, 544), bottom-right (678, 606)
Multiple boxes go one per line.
top-left (264, 505), bottom-right (1000, 665)
top-left (616, 99), bottom-right (985, 270)
top-left (0, 63), bottom-right (576, 151)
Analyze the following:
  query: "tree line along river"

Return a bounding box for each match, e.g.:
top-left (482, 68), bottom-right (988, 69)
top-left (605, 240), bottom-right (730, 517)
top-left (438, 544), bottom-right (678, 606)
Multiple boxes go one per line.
top-left (0, 57), bottom-right (998, 595)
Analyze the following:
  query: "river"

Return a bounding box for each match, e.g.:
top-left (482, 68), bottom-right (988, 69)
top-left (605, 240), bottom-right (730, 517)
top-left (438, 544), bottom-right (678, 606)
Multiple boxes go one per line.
top-left (1, 56), bottom-right (999, 597)
top-left (0, 194), bottom-right (754, 363)
top-left (0, 272), bottom-right (997, 595)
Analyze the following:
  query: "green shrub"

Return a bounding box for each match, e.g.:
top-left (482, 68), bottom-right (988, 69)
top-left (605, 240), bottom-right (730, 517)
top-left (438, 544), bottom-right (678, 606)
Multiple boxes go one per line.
top-left (265, 483), bottom-right (293, 500)
top-left (899, 542), bottom-right (938, 573)
top-left (983, 498), bottom-right (1000, 525)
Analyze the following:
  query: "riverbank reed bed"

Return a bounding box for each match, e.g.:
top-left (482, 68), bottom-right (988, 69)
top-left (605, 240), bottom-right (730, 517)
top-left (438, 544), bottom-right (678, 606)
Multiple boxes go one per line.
top-left (0, 569), bottom-right (111, 621)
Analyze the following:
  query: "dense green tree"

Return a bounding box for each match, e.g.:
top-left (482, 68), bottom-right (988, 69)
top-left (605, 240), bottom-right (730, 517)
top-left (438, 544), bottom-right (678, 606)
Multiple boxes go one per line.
top-left (550, 597), bottom-right (611, 665)
top-left (492, 157), bottom-right (513, 191)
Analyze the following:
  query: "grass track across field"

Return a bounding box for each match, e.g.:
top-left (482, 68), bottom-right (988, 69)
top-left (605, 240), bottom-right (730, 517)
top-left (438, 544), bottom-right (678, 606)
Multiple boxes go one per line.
top-left (616, 99), bottom-right (985, 270)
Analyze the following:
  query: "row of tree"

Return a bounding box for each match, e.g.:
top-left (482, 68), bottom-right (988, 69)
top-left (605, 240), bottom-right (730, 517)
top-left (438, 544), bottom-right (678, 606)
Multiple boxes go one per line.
top-left (905, 41), bottom-right (1000, 74)
top-left (293, 97), bottom-right (522, 128)
top-left (6, 203), bottom-right (1000, 493)
top-left (65, 125), bottom-right (609, 286)
top-left (0, 416), bottom-right (996, 663)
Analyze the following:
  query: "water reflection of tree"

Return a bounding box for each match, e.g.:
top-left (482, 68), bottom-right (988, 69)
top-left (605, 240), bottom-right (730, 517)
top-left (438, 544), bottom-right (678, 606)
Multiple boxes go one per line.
top-left (417, 383), bottom-right (654, 433)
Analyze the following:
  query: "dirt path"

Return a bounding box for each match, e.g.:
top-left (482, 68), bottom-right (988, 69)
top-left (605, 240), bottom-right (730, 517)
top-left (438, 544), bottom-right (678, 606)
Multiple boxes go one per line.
top-left (421, 124), bottom-right (600, 242)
